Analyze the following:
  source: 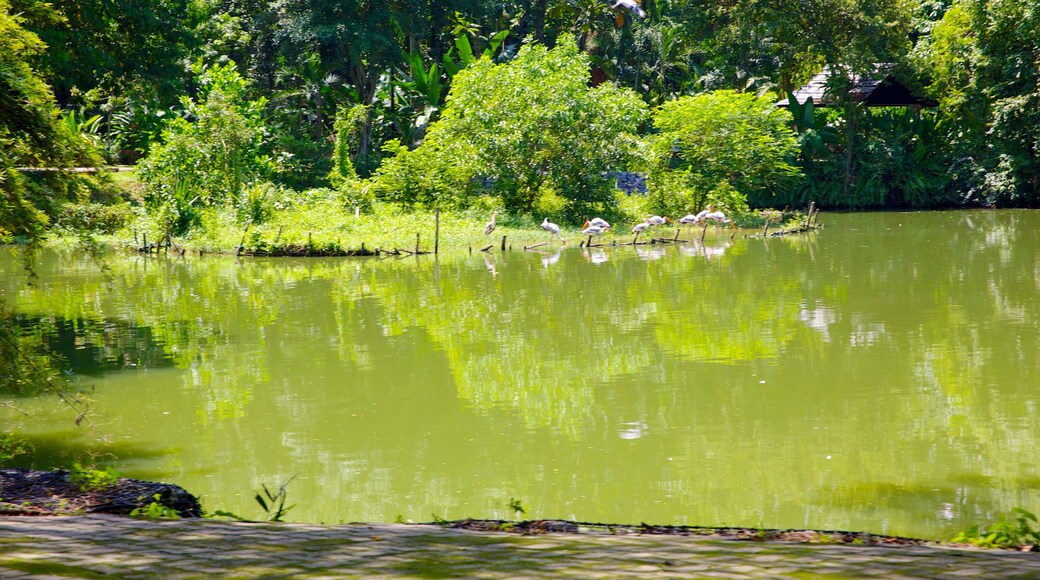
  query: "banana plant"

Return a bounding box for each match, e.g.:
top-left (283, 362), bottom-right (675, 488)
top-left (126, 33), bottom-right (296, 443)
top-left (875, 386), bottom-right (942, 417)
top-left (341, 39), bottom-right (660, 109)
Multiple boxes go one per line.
top-left (785, 91), bottom-right (817, 133)
top-left (403, 49), bottom-right (446, 107)
top-left (442, 29), bottom-right (510, 78)
top-left (62, 109), bottom-right (104, 148)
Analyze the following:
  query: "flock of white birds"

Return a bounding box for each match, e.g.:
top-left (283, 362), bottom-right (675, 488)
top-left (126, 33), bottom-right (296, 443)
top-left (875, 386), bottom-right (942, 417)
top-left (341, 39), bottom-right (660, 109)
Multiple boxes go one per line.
top-left (479, 206), bottom-right (735, 245)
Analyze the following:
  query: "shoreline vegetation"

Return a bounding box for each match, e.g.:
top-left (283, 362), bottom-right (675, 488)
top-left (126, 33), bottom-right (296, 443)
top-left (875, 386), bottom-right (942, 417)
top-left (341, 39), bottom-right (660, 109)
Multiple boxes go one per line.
top-left (74, 168), bottom-right (821, 259)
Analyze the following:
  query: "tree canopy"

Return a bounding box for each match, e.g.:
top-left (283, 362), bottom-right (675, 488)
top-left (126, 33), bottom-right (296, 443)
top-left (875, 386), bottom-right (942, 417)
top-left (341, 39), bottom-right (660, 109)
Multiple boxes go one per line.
top-left (374, 38), bottom-right (647, 218)
top-left (5, 0), bottom-right (1040, 226)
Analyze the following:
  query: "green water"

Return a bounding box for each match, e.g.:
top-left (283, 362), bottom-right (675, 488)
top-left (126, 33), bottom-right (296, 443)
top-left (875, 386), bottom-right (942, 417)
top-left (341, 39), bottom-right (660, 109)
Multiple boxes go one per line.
top-left (2, 210), bottom-right (1039, 539)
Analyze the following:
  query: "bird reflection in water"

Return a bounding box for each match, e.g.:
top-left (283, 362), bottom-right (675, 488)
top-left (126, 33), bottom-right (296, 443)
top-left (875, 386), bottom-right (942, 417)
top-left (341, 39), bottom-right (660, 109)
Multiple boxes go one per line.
top-left (678, 239), bottom-right (731, 259)
top-left (482, 252), bottom-right (498, 278)
top-left (635, 245), bottom-right (667, 261)
top-left (539, 247), bottom-right (562, 268)
top-left (582, 247), bottom-right (609, 265)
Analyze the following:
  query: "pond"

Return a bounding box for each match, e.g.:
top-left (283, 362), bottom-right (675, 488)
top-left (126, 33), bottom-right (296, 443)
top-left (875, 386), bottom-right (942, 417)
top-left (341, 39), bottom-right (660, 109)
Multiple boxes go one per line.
top-left (2, 210), bottom-right (1039, 539)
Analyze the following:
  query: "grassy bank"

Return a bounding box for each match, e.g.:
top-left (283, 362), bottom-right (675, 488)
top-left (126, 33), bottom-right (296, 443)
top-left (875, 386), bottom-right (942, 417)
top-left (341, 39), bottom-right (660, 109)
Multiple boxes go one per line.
top-left (88, 170), bottom-right (807, 256)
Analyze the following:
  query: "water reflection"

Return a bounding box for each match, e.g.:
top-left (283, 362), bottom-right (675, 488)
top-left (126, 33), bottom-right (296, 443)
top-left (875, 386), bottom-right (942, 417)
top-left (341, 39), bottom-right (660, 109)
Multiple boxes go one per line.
top-left (15, 315), bottom-right (175, 375)
top-left (481, 252), bottom-right (498, 278)
top-left (533, 247), bottom-right (563, 269)
top-left (634, 245), bottom-right (666, 261)
top-left (2, 210), bottom-right (1040, 538)
top-left (582, 247), bottom-right (609, 265)
top-left (676, 239), bottom-right (731, 259)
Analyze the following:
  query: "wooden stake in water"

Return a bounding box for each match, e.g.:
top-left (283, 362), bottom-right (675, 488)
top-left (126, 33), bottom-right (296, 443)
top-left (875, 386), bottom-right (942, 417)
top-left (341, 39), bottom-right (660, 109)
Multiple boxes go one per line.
top-left (415, 232), bottom-right (420, 254)
top-left (434, 207), bottom-right (440, 254)
top-left (500, 235), bottom-right (507, 252)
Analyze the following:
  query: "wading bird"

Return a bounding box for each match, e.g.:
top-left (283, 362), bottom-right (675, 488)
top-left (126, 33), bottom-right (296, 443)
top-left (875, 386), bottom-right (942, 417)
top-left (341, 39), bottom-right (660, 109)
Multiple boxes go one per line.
top-left (541, 218), bottom-right (565, 243)
top-left (631, 221), bottom-right (650, 242)
top-left (484, 212), bottom-right (497, 236)
top-left (678, 213), bottom-right (700, 237)
top-left (698, 206), bottom-right (735, 228)
top-left (588, 217), bottom-right (611, 229)
top-left (646, 215), bottom-right (671, 226)
top-left (580, 221), bottom-right (611, 245)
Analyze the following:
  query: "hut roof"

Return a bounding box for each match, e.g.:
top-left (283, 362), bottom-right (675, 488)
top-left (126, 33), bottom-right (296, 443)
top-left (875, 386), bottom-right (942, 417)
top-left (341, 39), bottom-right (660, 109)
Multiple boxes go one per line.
top-left (776, 65), bottom-right (936, 108)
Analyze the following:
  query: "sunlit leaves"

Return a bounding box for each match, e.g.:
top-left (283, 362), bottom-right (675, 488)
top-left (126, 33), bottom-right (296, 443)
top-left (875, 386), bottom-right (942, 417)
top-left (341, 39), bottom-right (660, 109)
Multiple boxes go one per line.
top-left (386, 37), bottom-right (648, 218)
top-left (647, 90), bottom-right (801, 213)
top-left (138, 62), bottom-right (275, 233)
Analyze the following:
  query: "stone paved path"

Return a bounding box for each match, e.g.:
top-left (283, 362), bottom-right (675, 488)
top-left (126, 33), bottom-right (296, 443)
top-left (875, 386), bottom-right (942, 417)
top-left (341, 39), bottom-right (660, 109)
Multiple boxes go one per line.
top-left (2, 515), bottom-right (1040, 579)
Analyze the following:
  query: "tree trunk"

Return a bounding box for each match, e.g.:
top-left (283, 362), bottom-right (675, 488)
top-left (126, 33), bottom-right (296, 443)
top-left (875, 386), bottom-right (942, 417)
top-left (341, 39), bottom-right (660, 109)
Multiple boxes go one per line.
top-left (533, 0), bottom-right (548, 43)
top-left (842, 101), bottom-right (856, 199)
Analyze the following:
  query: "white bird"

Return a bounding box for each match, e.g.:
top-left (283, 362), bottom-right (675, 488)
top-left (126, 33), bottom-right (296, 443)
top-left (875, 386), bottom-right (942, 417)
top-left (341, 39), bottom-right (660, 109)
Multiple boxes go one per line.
top-left (541, 217), bottom-right (565, 243)
top-left (693, 206), bottom-right (713, 224)
top-left (484, 212), bottom-right (497, 236)
top-left (694, 205), bottom-right (735, 228)
top-left (703, 212), bottom-right (735, 228)
top-left (646, 215), bottom-right (671, 226)
top-left (588, 217), bottom-right (611, 229)
top-left (580, 221), bottom-right (610, 236)
top-left (612, 0), bottom-right (646, 18)
top-left (630, 221), bottom-right (650, 243)
top-left (678, 214), bottom-right (698, 225)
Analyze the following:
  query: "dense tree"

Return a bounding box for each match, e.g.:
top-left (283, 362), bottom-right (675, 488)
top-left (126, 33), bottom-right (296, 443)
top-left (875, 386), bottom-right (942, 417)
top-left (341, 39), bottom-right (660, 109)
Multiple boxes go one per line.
top-left (16, 0), bottom-right (193, 105)
top-left (646, 90), bottom-right (801, 214)
top-left (914, 0), bottom-right (1040, 206)
top-left (4, 0), bottom-right (1040, 213)
top-left (1, 0), bottom-right (102, 242)
top-left (701, 0), bottom-right (913, 93)
top-left (372, 38), bottom-right (647, 219)
top-left (138, 62), bottom-right (274, 234)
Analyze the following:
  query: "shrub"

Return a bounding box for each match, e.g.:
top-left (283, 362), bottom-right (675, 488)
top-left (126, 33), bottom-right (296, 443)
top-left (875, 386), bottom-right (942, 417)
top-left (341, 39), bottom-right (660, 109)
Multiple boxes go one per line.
top-left (138, 62), bottom-right (274, 234)
top-left (372, 38), bottom-right (648, 218)
top-left (647, 90), bottom-right (801, 214)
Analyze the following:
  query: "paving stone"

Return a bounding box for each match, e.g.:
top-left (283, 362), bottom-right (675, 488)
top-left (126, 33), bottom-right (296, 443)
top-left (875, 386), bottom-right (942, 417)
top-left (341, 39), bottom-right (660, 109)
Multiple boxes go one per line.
top-left (2, 515), bottom-right (1040, 579)
top-left (942, 568), bottom-right (987, 577)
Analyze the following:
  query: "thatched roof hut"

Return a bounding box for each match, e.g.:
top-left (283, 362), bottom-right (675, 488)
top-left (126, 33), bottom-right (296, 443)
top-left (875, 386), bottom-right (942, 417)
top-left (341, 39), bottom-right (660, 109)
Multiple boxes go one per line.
top-left (776, 65), bottom-right (936, 108)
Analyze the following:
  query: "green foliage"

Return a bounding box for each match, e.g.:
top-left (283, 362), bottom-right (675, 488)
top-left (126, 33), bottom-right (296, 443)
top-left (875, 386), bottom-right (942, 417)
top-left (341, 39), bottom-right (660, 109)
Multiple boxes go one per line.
top-left (431, 513), bottom-right (449, 525)
top-left (255, 476), bottom-right (295, 522)
top-left (403, 49), bottom-right (446, 109)
top-left (56, 202), bottom-right (133, 234)
top-left (130, 493), bottom-right (182, 519)
top-left (507, 497), bottom-right (527, 518)
top-left (377, 38), bottom-right (647, 219)
top-left (68, 462), bottom-right (120, 492)
top-left (1, 0), bottom-right (104, 243)
top-left (139, 62), bottom-right (274, 234)
top-left (236, 181), bottom-right (283, 225)
top-left (368, 138), bottom-right (472, 209)
top-left (704, 0), bottom-right (912, 94)
top-left (0, 303), bottom-right (68, 397)
top-left (0, 431), bottom-right (32, 466)
top-left (914, 0), bottom-right (1040, 206)
top-left (782, 106), bottom-right (952, 209)
top-left (953, 508), bottom-right (1040, 549)
top-left (443, 27), bottom-right (510, 76)
top-left (24, 0), bottom-right (193, 106)
top-left (647, 90), bottom-right (801, 214)
top-left (329, 105), bottom-right (366, 190)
